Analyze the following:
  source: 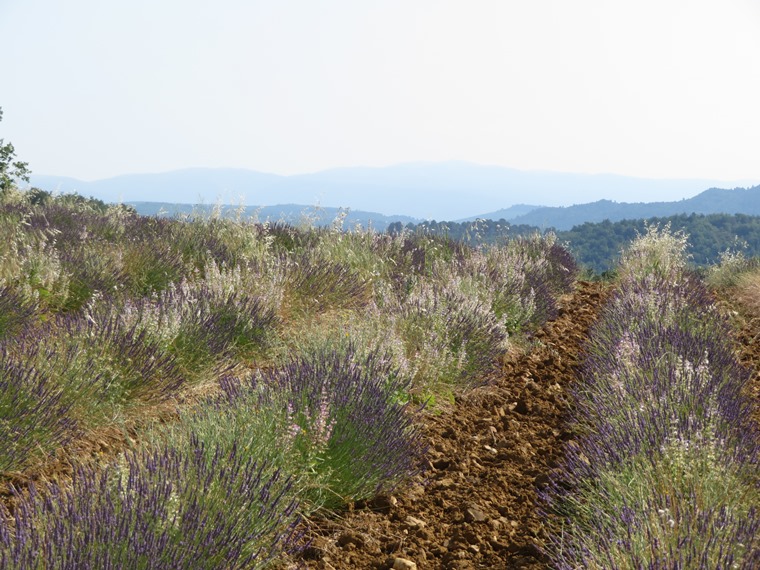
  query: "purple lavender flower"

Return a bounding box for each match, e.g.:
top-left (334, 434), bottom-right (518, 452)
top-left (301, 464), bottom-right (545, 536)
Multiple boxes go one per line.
top-left (254, 344), bottom-right (427, 509)
top-left (543, 250), bottom-right (760, 568)
top-left (0, 344), bottom-right (77, 474)
top-left (0, 436), bottom-right (303, 569)
top-left (0, 285), bottom-right (36, 339)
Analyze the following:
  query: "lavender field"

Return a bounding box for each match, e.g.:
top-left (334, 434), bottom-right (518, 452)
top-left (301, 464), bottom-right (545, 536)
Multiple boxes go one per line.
top-left (0, 189), bottom-right (758, 568)
top-left (0, 190), bottom-right (576, 568)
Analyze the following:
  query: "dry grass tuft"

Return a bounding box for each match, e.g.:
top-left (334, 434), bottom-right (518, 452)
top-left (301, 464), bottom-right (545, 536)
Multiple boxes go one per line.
top-left (731, 269), bottom-right (760, 318)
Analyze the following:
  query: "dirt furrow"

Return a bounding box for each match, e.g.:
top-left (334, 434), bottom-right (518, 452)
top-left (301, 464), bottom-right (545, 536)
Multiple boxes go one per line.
top-left (296, 281), bottom-right (609, 569)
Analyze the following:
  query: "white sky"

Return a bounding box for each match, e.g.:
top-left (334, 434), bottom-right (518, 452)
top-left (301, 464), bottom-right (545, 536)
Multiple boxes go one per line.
top-left (2, 0), bottom-right (759, 184)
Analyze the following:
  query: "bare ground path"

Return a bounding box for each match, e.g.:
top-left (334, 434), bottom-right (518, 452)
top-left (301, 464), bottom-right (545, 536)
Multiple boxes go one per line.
top-left (295, 281), bottom-right (609, 570)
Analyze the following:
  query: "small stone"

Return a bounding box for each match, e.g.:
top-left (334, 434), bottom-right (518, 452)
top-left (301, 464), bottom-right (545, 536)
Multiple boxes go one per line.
top-left (369, 495), bottom-right (398, 512)
top-left (464, 503), bottom-right (489, 523)
top-left (461, 528), bottom-right (481, 544)
top-left (432, 458), bottom-right (451, 470)
top-left (337, 531), bottom-right (365, 549)
top-left (404, 515), bottom-right (427, 530)
top-left (392, 557), bottom-right (417, 570)
top-left (431, 545), bottom-right (448, 557)
top-left (468, 544), bottom-right (481, 554)
top-left (416, 528), bottom-right (433, 541)
top-left (489, 538), bottom-right (509, 551)
top-left (436, 477), bottom-right (456, 490)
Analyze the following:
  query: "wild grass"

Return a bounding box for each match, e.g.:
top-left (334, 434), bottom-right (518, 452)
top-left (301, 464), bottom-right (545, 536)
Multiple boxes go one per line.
top-left (706, 241), bottom-right (760, 290)
top-left (726, 268), bottom-right (760, 318)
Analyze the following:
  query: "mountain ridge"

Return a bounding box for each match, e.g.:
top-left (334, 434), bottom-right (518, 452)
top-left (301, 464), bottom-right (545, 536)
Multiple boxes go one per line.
top-left (123, 185), bottom-right (760, 233)
top-left (504, 186), bottom-right (760, 230)
top-left (30, 162), bottom-right (755, 221)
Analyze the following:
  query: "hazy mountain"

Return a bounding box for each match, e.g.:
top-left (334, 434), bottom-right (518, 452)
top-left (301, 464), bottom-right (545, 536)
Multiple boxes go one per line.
top-left (456, 204), bottom-right (542, 222)
top-left (31, 169), bottom-right (282, 206)
top-left (505, 186), bottom-right (760, 231)
top-left (29, 161), bottom-right (751, 221)
top-left (126, 202), bottom-right (419, 232)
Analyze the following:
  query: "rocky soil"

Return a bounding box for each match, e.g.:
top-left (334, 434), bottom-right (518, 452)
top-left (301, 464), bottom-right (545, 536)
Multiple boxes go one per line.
top-left (293, 281), bottom-right (610, 569)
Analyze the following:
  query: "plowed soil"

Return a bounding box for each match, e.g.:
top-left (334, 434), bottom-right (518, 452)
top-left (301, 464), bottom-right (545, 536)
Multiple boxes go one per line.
top-left (294, 281), bottom-right (610, 570)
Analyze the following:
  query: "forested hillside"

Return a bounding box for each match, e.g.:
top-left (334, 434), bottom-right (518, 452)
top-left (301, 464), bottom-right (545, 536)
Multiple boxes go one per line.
top-left (393, 213), bottom-right (760, 273)
top-left (561, 213), bottom-right (760, 272)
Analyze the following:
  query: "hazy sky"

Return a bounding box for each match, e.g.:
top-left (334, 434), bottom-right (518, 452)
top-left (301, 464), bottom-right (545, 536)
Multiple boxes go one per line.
top-left (2, 0), bottom-right (759, 185)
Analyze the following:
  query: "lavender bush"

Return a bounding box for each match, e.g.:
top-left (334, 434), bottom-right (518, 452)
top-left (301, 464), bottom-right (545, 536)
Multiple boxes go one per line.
top-left (0, 205), bottom-right (70, 309)
top-left (0, 285), bottom-right (36, 340)
top-left (262, 345), bottom-right (427, 509)
top-left (0, 346), bottom-right (76, 475)
top-left (8, 310), bottom-right (185, 426)
top-left (0, 437), bottom-right (302, 569)
top-left (460, 248), bottom-right (544, 334)
top-left (381, 232), bottom-right (469, 300)
top-left (259, 220), bottom-right (321, 255)
top-left (11, 204), bottom-right (133, 310)
top-left (395, 277), bottom-right (508, 397)
top-left (168, 344), bottom-right (426, 513)
top-left (114, 262), bottom-right (281, 377)
top-left (29, 206), bottom-right (129, 309)
top-left (543, 225), bottom-right (760, 568)
top-left (317, 231), bottom-right (578, 403)
top-left (451, 233), bottom-right (578, 335)
top-left (282, 250), bottom-right (371, 316)
top-left (119, 220), bottom-right (188, 296)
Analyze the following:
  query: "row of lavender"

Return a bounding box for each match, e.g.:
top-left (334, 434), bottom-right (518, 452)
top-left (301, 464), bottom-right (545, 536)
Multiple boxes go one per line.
top-left (544, 226), bottom-right (760, 568)
top-left (1, 194), bottom-right (578, 568)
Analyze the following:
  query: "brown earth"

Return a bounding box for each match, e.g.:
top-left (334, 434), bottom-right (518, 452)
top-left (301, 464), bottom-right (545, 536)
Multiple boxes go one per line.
top-left (292, 281), bottom-right (610, 570)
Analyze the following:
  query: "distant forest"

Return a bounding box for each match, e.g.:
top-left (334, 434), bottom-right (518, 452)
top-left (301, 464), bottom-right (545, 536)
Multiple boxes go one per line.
top-left (389, 213), bottom-right (760, 273)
